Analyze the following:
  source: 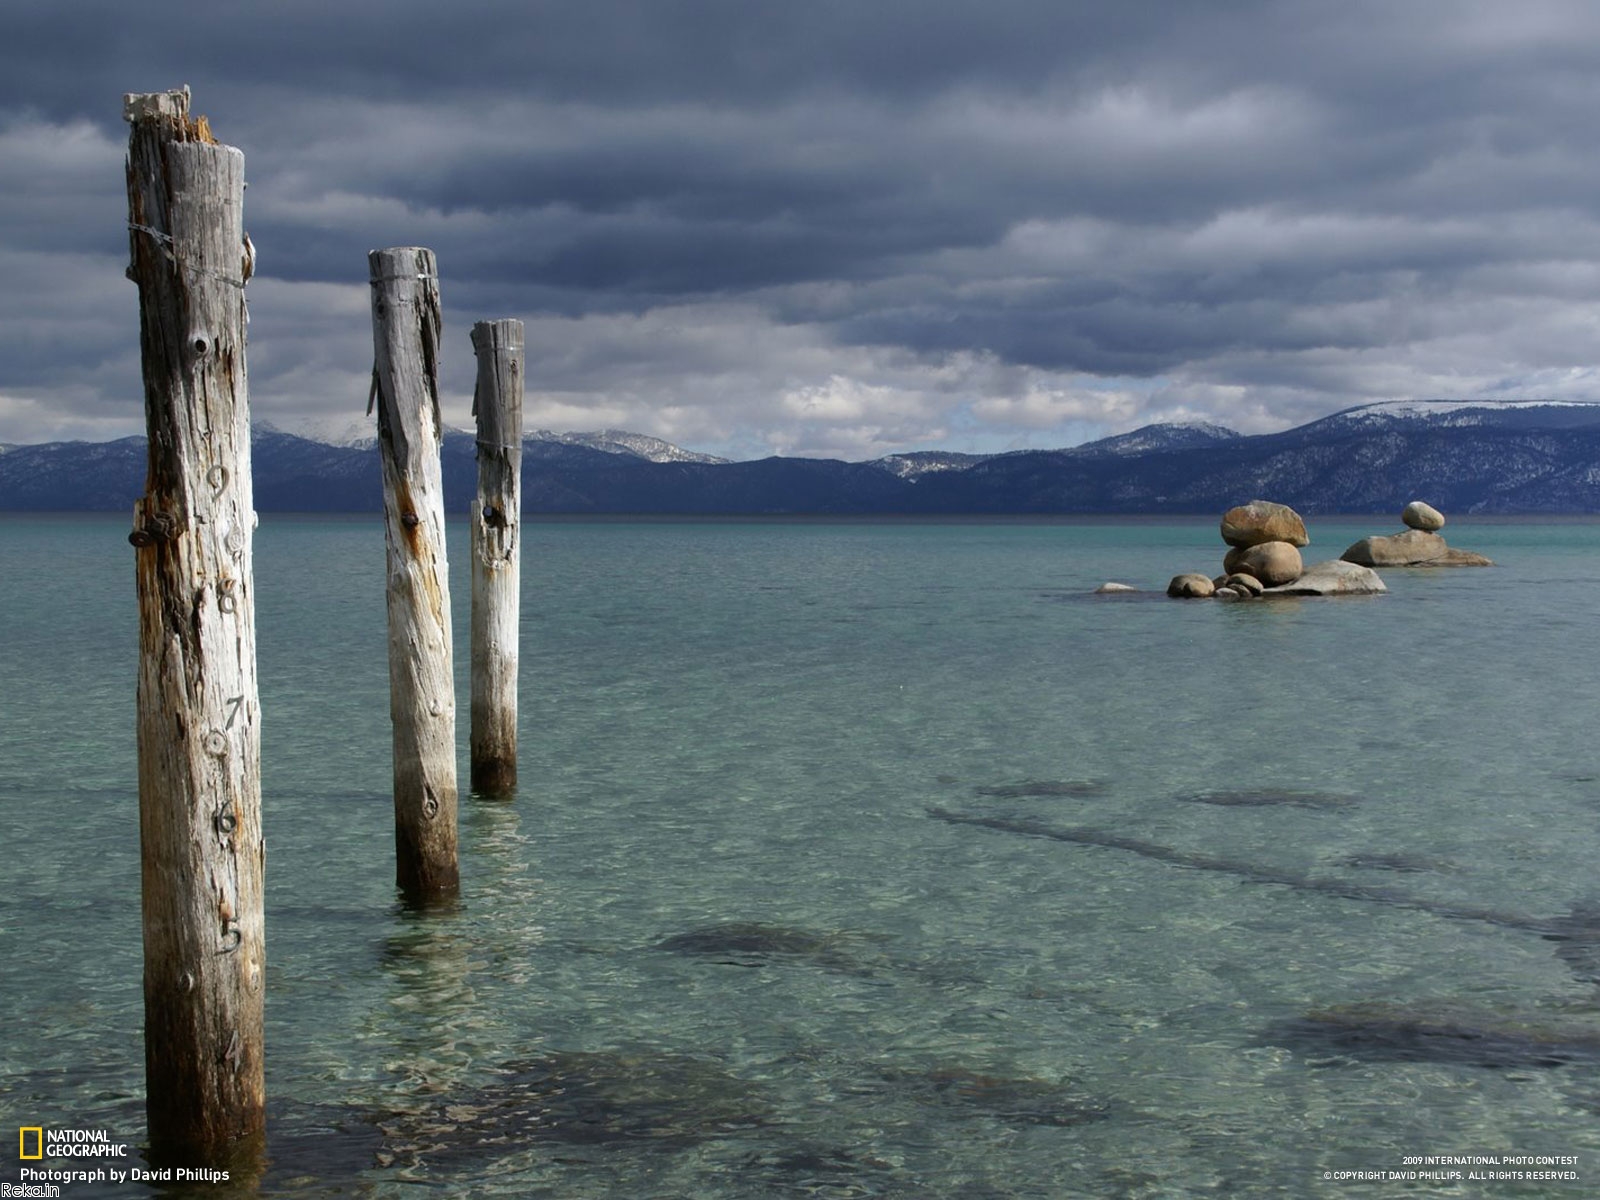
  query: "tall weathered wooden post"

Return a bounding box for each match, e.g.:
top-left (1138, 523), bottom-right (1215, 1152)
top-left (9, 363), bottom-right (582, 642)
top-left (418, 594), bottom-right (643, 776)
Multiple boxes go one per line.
top-left (469, 320), bottom-right (524, 797)
top-left (368, 247), bottom-right (459, 900)
top-left (124, 87), bottom-right (265, 1163)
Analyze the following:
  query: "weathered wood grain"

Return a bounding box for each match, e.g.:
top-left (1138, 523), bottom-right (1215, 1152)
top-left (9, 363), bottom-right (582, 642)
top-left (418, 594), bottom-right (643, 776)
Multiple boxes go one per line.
top-left (124, 86), bottom-right (265, 1164)
top-left (469, 319), bottom-right (523, 797)
top-left (369, 246), bottom-right (459, 900)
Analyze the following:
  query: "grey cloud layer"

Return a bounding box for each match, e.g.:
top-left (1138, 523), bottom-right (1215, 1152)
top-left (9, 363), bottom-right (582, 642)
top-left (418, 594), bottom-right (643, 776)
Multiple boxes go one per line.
top-left (3, 0), bottom-right (1599, 453)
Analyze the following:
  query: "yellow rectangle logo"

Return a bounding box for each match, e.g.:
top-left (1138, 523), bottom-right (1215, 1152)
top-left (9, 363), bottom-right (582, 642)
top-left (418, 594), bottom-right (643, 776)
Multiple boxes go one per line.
top-left (19, 1126), bottom-right (43, 1159)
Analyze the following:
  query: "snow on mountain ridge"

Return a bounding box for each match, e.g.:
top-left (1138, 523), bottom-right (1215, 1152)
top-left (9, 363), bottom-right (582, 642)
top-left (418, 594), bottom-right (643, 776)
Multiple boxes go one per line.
top-left (529, 429), bottom-right (728, 464)
top-left (1070, 420), bottom-right (1242, 456)
top-left (256, 418), bottom-right (726, 464)
top-left (1324, 398), bottom-right (1600, 428)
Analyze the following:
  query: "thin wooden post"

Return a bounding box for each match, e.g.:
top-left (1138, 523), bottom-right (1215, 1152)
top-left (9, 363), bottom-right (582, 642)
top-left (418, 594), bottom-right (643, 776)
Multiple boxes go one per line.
top-left (469, 320), bottom-right (524, 797)
top-left (368, 246), bottom-right (459, 901)
top-left (124, 87), bottom-right (265, 1163)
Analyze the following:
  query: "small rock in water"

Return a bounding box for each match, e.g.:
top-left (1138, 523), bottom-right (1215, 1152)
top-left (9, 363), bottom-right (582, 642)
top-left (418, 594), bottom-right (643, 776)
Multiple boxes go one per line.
top-left (1094, 581), bottom-right (1139, 594)
top-left (1402, 500), bottom-right (1446, 531)
top-left (1167, 572), bottom-right (1215, 598)
top-left (1225, 573), bottom-right (1265, 596)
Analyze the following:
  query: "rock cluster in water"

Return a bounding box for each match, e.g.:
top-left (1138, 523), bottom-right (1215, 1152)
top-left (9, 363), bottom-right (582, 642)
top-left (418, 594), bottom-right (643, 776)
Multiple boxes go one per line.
top-left (1150, 499), bottom-right (1386, 599)
top-left (1096, 497), bottom-right (1495, 597)
top-left (1340, 500), bottom-right (1494, 567)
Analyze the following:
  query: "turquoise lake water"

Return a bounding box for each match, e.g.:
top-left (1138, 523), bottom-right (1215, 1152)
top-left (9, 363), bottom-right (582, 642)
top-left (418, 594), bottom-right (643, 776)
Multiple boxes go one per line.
top-left (2, 513), bottom-right (1599, 1197)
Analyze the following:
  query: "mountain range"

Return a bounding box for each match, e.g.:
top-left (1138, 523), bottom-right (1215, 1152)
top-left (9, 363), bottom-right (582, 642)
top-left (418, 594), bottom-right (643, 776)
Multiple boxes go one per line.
top-left (4, 400), bottom-right (1600, 514)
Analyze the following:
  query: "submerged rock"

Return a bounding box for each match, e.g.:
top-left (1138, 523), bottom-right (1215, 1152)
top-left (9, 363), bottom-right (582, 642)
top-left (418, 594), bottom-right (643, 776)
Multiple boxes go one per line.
top-left (374, 1049), bottom-right (771, 1166)
top-left (1541, 904), bottom-right (1600, 985)
top-left (1402, 500), bottom-right (1446, 531)
top-left (1094, 581), bottom-right (1139, 594)
top-left (1433, 546), bottom-right (1495, 566)
top-left (1220, 500), bottom-right (1310, 548)
top-left (653, 922), bottom-right (873, 975)
top-left (1264, 1002), bottom-right (1600, 1070)
top-left (1262, 559), bottom-right (1386, 596)
top-left (736, 1144), bottom-right (900, 1193)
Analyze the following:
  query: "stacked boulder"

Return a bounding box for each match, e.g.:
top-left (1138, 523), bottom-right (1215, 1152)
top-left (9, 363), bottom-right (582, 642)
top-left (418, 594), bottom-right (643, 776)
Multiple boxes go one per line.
top-left (1215, 500), bottom-right (1306, 597)
top-left (1340, 501), bottom-right (1493, 568)
top-left (1167, 500), bottom-right (1304, 597)
top-left (1165, 499), bottom-right (1387, 598)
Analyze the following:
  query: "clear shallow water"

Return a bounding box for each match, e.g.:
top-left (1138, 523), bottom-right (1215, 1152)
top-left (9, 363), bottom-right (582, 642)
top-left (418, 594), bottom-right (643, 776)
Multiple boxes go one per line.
top-left (3, 513), bottom-right (1600, 1197)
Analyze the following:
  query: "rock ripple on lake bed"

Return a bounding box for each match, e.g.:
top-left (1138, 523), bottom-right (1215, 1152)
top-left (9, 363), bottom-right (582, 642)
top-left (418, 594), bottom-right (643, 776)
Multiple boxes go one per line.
top-left (860, 1065), bottom-right (1114, 1128)
top-left (1336, 851), bottom-right (1450, 874)
top-left (1178, 789), bottom-right (1361, 810)
top-left (373, 1049), bottom-right (772, 1164)
top-left (974, 779), bottom-right (1108, 799)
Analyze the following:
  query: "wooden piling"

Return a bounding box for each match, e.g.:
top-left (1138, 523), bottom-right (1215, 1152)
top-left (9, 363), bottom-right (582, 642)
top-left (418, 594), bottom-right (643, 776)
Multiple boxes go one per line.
top-left (124, 87), bottom-right (265, 1163)
top-left (469, 320), bottom-right (524, 797)
top-left (368, 246), bottom-right (459, 901)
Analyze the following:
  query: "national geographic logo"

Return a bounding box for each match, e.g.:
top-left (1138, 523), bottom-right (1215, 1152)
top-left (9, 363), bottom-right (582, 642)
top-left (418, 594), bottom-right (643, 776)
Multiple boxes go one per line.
top-left (13, 1127), bottom-right (128, 1159)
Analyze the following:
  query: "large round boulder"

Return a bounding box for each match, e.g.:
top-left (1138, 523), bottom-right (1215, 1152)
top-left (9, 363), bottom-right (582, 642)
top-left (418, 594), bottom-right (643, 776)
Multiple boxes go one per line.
top-left (1224, 540), bottom-right (1303, 586)
top-left (1402, 500), bottom-right (1445, 531)
top-left (1220, 500), bottom-right (1309, 549)
top-left (1167, 573), bottom-right (1216, 598)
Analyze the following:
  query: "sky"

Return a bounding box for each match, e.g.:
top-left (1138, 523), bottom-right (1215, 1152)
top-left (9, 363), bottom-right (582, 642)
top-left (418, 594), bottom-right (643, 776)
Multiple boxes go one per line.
top-left (5, 0), bottom-right (1600, 460)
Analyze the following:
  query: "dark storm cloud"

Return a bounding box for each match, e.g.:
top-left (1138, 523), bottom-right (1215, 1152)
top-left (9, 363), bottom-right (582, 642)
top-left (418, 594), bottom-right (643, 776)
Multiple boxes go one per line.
top-left (0, 0), bottom-right (1248, 115)
top-left (3, 0), bottom-right (1600, 453)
